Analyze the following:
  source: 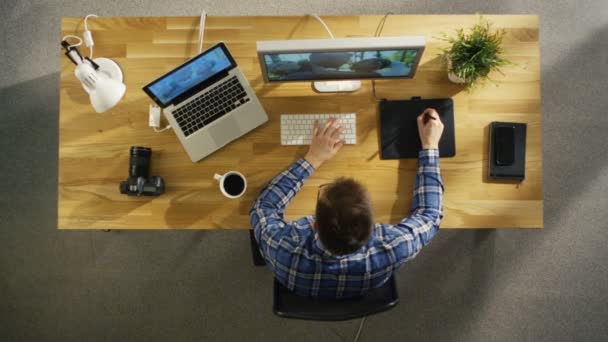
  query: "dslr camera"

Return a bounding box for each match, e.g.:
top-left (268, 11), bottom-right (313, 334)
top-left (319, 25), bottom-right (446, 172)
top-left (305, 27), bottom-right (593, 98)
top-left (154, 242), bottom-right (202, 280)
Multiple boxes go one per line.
top-left (119, 146), bottom-right (165, 196)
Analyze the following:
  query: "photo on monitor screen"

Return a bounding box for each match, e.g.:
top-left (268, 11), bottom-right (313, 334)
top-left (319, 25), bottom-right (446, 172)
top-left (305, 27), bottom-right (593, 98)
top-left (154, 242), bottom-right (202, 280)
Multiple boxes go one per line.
top-left (263, 49), bottom-right (419, 81)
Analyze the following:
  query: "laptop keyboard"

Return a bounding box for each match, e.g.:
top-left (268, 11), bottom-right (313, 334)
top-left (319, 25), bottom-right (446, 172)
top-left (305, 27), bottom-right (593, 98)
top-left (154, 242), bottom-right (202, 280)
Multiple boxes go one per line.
top-left (172, 76), bottom-right (250, 137)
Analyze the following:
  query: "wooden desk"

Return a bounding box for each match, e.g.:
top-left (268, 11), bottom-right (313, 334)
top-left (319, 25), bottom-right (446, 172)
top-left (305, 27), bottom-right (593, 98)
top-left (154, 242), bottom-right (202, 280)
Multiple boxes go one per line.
top-left (59, 15), bottom-right (542, 229)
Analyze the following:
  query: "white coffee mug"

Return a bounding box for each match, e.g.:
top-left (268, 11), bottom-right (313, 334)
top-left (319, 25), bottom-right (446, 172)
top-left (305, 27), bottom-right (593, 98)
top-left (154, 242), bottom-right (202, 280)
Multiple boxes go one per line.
top-left (213, 171), bottom-right (247, 199)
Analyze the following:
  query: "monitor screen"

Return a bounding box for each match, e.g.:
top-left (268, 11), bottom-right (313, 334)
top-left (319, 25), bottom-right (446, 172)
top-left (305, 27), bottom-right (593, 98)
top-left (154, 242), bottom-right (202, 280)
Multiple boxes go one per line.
top-left (144, 44), bottom-right (234, 107)
top-left (262, 49), bottom-right (420, 82)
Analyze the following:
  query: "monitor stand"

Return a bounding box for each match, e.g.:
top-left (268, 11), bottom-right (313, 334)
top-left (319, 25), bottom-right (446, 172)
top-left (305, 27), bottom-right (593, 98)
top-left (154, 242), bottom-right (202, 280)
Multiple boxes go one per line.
top-left (313, 80), bottom-right (361, 93)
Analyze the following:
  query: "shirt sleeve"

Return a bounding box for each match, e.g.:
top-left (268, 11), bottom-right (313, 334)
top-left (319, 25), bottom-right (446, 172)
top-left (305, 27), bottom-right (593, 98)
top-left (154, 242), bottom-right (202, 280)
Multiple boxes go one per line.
top-left (377, 149), bottom-right (444, 264)
top-left (250, 158), bottom-right (315, 261)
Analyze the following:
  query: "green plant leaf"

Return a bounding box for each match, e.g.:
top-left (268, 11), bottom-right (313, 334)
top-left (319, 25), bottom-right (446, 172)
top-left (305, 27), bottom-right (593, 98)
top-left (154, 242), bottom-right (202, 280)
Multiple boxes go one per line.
top-left (438, 16), bottom-right (512, 88)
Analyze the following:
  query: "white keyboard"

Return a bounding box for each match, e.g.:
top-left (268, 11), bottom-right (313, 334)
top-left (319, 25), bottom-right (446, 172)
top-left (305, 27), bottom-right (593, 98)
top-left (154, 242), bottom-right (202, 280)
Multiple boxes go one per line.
top-left (281, 113), bottom-right (357, 145)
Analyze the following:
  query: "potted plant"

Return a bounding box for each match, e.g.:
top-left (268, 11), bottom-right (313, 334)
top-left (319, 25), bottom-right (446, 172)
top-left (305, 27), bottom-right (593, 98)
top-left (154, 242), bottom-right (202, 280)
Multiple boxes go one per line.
top-left (441, 18), bottom-right (511, 88)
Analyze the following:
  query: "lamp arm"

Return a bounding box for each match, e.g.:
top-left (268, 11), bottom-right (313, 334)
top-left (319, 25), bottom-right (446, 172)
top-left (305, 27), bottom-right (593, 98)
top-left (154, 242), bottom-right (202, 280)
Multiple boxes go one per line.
top-left (74, 62), bottom-right (98, 94)
top-left (61, 40), bottom-right (83, 65)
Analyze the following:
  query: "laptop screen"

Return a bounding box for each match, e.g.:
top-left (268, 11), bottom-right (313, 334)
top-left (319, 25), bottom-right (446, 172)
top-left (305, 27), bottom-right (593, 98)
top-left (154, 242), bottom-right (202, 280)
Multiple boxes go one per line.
top-left (143, 43), bottom-right (236, 107)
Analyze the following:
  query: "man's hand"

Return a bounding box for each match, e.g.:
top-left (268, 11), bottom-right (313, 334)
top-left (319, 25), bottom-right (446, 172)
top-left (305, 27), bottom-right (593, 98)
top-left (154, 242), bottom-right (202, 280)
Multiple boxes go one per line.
top-left (304, 118), bottom-right (345, 169)
top-left (417, 108), bottom-right (444, 150)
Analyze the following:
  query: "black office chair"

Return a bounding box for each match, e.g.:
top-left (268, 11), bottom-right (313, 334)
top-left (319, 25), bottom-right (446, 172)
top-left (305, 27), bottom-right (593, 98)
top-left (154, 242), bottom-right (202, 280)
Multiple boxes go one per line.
top-left (273, 276), bottom-right (399, 321)
top-left (249, 230), bottom-right (399, 321)
top-left (249, 229), bottom-right (266, 266)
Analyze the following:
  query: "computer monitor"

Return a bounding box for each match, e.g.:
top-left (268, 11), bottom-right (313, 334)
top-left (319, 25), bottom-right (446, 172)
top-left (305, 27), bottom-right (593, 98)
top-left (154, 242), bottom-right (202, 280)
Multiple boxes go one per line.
top-left (256, 36), bottom-right (425, 92)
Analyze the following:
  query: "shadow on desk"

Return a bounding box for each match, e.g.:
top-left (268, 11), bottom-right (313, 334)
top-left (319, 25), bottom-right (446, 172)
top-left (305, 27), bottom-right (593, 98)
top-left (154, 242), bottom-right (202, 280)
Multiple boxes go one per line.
top-left (68, 161), bottom-right (153, 228)
top-left (235, 152), bottom-right (309, 229)
top-left (64, 81), bottom-right (92, 106)
top-left (164, 189), bottom-right (220, 228)
top-left (389, 159), bottom-right (416, 225)
top-left (481, 124), bottom-right (524, 186)
top-left (371, 56), bottom-right (466, 101)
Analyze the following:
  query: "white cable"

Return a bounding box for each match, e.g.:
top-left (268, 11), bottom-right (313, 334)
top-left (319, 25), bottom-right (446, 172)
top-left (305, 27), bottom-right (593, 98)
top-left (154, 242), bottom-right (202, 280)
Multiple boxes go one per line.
top-left (353, 316), bottom-right (366, 342)
top-left (154, 125), bottom-right (172, 133)
top-left (84, 14), bottom-right (98, 59)
top-left (84, 14), bottom-right (98, 31)
top-left (371, 13), bottom-right (393, 101)
top-left (198, 10), bottom-right (207, 54)
top-left (62, 35), bottom-right (83, 48)
top-left (311, 14), bottom-right (334, 39)
top-left (149, 105), bottom-right (171, 132)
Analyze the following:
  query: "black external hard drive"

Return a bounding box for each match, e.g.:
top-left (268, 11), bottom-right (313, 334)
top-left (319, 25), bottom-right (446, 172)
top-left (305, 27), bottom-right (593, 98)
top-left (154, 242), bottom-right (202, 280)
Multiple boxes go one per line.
top-left (489, 122), bottom-right (527, 181)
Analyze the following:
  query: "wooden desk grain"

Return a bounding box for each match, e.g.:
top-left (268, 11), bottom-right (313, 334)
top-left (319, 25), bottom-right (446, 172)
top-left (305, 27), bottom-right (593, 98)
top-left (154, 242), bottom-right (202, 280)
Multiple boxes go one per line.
top-left (59, 15), bottom-right (543, 229)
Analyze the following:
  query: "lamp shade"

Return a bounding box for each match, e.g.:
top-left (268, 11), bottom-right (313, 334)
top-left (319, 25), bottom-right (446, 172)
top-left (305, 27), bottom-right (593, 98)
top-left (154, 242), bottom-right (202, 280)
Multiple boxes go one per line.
top-left (74, 61), bottom-right (126, 113)
top-left (89, 77), bottom-right (126, 113)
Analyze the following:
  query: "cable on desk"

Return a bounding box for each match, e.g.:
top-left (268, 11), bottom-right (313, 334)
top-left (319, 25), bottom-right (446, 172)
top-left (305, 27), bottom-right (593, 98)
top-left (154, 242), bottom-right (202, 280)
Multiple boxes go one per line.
top-left (353, 316), bottom-right (367, 342)
top-left (371, 12), bottom-right (394, 102)
top-left (154, 125), bottom-right (172, 133)
top-left (198, 10), bottom-right (207, 54)
top-left (84, 14), bottom-right (98, 59)
top-left (62, 35), bottom-right (83, 48)
top-left (311, 14), bottom-right (335, 39)
top-left (374, 12), bottom-right (393, 37)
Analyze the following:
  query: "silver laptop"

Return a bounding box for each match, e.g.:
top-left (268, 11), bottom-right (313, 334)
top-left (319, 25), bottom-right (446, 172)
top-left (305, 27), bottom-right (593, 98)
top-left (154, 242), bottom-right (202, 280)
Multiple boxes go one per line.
top-left (143, 42), bottom-right (268, 162)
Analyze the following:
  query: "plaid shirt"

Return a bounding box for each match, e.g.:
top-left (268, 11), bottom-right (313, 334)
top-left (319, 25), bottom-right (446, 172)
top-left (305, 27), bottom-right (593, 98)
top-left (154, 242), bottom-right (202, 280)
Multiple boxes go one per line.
top-left (250, 149), bottom-right (443, 298)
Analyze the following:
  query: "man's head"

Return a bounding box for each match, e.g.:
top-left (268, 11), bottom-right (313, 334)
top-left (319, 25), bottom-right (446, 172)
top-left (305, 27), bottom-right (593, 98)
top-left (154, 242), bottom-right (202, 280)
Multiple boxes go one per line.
top-left (314, 178), bottom-right (374, 255)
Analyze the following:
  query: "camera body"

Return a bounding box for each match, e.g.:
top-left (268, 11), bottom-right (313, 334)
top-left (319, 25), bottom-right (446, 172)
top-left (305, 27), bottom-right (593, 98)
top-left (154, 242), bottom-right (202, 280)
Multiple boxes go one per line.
top-left (119, 146), bottom-right (165, 196)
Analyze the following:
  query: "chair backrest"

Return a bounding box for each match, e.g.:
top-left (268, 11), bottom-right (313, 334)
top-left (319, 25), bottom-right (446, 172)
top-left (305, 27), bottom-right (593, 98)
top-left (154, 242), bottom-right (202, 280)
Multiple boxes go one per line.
top-left (273, 276), bottom-right (399, 321)
top-left (249, 229), bottom-right (266, 266)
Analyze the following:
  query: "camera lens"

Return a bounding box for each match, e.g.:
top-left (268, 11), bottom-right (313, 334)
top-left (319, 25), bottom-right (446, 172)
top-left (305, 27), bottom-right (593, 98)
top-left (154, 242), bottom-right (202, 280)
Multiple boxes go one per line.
top-left (129, 146), bottom-right (152, 178)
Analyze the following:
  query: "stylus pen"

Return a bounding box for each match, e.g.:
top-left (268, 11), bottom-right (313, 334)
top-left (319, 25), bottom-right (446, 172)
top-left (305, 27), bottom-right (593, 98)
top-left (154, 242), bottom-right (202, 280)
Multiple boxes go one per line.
top-left (424, 113), bottom-right (437, 123)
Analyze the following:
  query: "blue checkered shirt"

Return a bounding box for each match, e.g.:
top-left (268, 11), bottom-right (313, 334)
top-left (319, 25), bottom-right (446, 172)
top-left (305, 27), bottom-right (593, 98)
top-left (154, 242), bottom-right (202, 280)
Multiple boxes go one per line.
top-left (250, 149), bottom-right (443, 298)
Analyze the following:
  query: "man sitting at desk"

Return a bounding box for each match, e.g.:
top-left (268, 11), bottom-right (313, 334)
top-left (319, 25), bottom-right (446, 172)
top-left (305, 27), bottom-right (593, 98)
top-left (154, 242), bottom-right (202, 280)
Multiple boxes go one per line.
top-left (250, 109), bottom-right (444, 298)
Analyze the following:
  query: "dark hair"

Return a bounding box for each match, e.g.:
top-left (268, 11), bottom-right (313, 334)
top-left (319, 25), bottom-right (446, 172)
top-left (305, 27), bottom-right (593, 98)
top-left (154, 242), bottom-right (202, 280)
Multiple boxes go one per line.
top-left (315, 178), bottom-right (374, 255)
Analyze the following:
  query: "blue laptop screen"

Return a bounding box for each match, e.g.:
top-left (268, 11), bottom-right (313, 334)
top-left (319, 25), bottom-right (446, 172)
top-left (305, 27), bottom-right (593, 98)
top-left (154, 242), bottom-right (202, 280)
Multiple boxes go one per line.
top-left (146, 45), bottom-right (233, 106)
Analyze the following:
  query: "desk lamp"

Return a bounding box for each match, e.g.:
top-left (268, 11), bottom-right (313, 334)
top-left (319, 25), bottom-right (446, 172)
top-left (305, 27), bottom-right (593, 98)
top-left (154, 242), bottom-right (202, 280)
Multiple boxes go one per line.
top-left (61, 40), bottom-right (126, 113)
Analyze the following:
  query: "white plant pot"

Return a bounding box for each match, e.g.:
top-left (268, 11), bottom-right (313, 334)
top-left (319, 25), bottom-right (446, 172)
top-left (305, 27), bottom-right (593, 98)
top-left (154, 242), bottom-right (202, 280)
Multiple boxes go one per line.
top-left (447, 57), bottom-right (466, 84)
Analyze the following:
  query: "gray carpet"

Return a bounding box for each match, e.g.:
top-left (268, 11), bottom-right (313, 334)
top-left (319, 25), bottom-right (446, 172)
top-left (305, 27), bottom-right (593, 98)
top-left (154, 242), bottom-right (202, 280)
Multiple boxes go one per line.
top-left (1, 0), bottom-right (607, 341)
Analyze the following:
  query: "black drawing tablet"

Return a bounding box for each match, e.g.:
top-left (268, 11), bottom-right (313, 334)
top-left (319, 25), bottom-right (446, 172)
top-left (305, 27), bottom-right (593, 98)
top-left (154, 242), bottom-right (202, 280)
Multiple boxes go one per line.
top-left (379, 97), bottom-right (456, 159)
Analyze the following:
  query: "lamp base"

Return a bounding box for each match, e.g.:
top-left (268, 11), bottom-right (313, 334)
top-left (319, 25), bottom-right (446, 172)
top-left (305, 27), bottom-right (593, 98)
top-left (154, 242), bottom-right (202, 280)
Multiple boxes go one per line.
top-left (93, 57), bottom-right (124, 83)
top-left (312, 80), bottom-right (361, 93)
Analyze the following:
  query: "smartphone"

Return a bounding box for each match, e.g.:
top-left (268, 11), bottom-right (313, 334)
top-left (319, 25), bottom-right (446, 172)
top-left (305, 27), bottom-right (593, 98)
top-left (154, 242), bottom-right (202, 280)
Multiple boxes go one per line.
top-left (494, 126), bottom-right (515, 166)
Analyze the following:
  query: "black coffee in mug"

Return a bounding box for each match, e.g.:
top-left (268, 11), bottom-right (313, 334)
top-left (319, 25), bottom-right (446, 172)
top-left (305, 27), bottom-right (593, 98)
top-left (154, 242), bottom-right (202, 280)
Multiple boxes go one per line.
top-left (223, 174), bottom-right (246, 196)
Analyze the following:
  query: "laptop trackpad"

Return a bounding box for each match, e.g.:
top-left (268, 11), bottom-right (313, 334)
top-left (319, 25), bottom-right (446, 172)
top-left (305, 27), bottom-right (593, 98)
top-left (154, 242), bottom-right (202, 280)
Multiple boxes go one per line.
top-left (209, 117), bottom-right (241, 145)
